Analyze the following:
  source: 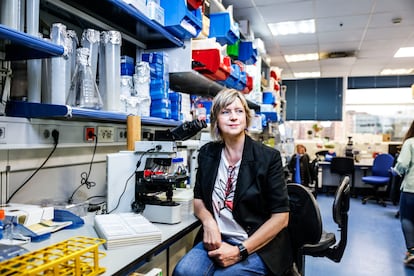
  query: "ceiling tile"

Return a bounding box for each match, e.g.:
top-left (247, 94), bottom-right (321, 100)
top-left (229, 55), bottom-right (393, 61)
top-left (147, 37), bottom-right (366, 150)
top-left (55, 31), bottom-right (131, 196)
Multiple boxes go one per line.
top-left (220, 0), bottom-right (414, 77)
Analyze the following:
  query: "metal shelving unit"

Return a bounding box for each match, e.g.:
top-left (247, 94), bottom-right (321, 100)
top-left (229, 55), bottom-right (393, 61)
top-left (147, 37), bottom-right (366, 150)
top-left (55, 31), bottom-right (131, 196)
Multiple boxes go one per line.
top-left (5, 101), bottom-right (181, 126)
top-left (0, 24), bottom-right (65, 60)
top-left (0, 0), bottom-right (258, 124)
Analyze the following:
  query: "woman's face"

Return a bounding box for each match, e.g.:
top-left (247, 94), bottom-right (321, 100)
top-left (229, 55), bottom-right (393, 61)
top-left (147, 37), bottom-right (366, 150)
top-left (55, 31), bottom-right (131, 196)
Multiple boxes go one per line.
top-left (297, 146), bottom-right (306, 154)
top-left (217, 97), bottom-right (247, 139)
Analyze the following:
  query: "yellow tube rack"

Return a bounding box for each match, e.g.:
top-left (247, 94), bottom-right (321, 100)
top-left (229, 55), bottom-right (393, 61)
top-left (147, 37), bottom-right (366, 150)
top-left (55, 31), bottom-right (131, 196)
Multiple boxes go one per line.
top-left (0, 236), bottom-right (106, 276)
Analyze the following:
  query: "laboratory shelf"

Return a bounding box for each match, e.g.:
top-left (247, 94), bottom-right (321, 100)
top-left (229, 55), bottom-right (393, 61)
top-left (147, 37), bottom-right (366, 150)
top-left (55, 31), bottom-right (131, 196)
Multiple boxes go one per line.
top-left (5, 101), bottom-right (181, 126)
top-left (0, 24), bottom-right (65, 60)
top-left (40, 0), bottom-right (184, 50)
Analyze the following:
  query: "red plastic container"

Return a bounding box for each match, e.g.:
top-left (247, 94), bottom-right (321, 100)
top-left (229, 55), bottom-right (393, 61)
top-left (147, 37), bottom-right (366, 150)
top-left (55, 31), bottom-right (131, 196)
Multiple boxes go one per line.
top-left (242, 74), bottom-right (253, 94)
top-left (187, 0), bottom-right (203, 10)
top-left (192, 48), bottom-right (231, 81)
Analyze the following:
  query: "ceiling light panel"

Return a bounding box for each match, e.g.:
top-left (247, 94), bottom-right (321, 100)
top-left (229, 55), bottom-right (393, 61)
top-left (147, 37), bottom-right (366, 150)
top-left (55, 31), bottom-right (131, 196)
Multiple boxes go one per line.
top-left (380, 68), bottom-right (414, 75)
top-left (394, 47), bottom-right (414, 58)
top-left (285, 53), bottom-right (319, 62)
top-left (294, 71), bottom-right (321, 78)
top-left (268, 19), bottom-right (315, 36)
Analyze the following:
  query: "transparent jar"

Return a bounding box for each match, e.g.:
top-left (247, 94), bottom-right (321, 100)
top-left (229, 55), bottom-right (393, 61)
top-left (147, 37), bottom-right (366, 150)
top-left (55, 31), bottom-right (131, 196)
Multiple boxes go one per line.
top-left (66, 47), bottom-right (103, 109)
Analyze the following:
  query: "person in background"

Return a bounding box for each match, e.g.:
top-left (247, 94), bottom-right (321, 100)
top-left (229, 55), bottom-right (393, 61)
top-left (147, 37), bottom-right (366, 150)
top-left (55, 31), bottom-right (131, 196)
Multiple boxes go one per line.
top-left (173, 89), bottom-right (293, 276)
top-left (392, 120), bottom-right (414, 268)
top-left (288, 144), bottom-right (312, 186)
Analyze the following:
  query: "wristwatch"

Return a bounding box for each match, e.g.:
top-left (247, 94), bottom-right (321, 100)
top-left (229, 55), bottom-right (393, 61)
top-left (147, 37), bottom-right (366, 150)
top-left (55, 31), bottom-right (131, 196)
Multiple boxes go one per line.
top-left (237, 243), bottom-right (249, 261)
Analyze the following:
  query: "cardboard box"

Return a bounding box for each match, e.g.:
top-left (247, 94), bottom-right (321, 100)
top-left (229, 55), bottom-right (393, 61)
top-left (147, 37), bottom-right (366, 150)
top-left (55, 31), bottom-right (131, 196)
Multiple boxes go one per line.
top-left (382, 134), bottom-right (391, 142)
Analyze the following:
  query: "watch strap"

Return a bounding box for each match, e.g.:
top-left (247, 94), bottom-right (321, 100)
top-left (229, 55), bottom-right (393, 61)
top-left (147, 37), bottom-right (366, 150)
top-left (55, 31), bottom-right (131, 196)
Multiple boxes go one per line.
top-left (237, 243), bottom-right (248, 261)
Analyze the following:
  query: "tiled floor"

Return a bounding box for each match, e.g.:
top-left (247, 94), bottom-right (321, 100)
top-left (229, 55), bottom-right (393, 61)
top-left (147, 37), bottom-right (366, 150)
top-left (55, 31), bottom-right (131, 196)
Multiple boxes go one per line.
top-left (305, 193), bottom-right (414, 276)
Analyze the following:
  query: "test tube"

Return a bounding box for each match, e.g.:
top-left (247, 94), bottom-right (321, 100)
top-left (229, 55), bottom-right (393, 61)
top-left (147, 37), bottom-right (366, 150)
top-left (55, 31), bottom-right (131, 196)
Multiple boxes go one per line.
top-left (47, 23), bottom-right (69, 105)
top-left (0, 0), bottom-right (20, 30)
top-left (100, 30), bottom-right (122, 112)
top-left (26, 0), bottom-right (41, 103)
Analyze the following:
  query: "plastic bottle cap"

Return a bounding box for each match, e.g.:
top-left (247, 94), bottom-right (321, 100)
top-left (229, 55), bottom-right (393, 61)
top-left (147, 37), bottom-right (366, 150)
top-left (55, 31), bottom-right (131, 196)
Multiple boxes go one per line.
top-left (0, 209), bottom-right (4, 220)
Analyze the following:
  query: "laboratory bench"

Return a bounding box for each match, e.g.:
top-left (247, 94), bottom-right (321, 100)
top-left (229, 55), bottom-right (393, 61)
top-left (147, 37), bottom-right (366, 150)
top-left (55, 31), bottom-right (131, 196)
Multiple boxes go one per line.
top-left (21, 212), bottom-right (201, 276)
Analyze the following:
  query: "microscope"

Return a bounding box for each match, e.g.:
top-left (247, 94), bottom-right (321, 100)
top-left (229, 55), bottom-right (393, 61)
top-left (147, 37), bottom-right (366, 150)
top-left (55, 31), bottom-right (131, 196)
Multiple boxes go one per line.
top-left (130, 119), bottom-right (207, 224)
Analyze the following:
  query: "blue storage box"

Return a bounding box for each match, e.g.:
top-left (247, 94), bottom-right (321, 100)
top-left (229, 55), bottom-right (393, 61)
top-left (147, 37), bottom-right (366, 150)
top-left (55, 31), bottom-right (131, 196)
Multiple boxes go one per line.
top-left (261, 112), bottom-right (278, 123)
top-left (151, 98), bottom-right (170, 109)
top-left (151, 108), bottom-right (171, 119)
top-left (169, 91), bottom-right (182, 103)
top-left (142, 52), bottom-right (168, 64)
top-left (160, 0), bottom-right (202, 39)
top-left (218, 64), bottom-right (240, 88)
top-left (233, 71), bottom-right (247, 91)
top-left (149, 64), bottom-right (169, 80)
top-left (262, 92), bottom-right (275, 104)
top-left (150, 89), bottom-right (169, 100)
top-left (209, 12), bottom-right (240, 45)
top-left (238, 41), bottom-right (257, 65)
top-left (121, 55), bottom-right (135, 76)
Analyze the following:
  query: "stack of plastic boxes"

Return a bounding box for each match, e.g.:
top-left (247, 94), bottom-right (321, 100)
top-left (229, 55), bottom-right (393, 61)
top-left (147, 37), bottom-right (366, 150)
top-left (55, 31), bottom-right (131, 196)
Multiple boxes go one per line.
top-left (169, 91), bottom-right (182, 121)
top-left (142, 52), bottom-right (171, 119)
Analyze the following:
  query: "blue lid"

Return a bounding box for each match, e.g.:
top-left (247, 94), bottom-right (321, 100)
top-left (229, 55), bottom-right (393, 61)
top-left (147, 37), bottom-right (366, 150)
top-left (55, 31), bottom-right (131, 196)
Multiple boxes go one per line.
top-left (120, 55), bottom-right (134, 64)
top-left (172, 157), bottom-right (184, 163)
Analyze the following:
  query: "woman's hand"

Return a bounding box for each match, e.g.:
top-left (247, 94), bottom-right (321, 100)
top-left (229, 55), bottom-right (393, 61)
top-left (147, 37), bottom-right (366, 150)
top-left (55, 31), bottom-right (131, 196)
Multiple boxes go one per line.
top-left (207, 242), bottom-right (240, 267)
top-left (202, 219), bottom-right (222, 251)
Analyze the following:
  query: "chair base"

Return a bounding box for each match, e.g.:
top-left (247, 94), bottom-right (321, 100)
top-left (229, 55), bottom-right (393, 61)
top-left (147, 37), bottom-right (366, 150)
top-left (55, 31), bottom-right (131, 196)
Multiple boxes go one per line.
top-left (361, 195), bottom-right (387, 207)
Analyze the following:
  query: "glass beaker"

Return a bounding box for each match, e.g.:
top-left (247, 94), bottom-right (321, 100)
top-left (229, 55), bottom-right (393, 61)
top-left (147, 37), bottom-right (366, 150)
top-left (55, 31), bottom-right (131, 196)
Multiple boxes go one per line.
top-left (66, 47), bottom-right (103, 110)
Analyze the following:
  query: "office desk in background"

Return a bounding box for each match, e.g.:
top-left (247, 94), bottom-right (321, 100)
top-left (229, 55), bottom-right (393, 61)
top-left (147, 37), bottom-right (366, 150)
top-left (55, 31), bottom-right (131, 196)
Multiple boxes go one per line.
top-left (319, 159), bottom-right (374, 192)
top-left (24, 212), bottom-right (201, 276)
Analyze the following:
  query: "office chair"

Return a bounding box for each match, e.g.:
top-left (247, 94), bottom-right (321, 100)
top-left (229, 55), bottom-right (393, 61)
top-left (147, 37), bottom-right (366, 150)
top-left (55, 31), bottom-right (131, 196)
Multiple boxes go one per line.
top-left (330, 156), bottom-right (355, 195)
top-left (361, 153), bottom-right (394, 207)
top-left (315, 150), bottom-right (329, 161)
top-left (288, 176), bottom-right (351, 275)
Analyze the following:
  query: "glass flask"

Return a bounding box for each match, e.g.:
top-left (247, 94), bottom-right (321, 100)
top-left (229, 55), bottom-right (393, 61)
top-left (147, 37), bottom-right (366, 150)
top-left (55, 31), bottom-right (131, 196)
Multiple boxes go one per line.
top-left (67, 47), bottom-right (103, 109)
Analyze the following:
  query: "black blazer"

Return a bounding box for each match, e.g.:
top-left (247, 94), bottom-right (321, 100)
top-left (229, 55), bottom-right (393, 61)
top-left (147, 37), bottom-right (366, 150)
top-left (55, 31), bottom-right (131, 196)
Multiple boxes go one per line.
top-left (194, 135), bottom-right (293, 275)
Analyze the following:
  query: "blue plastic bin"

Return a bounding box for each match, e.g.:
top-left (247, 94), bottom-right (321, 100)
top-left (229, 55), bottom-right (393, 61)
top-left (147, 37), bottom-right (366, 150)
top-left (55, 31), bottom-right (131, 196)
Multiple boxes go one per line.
top-left (238, 41), bottom-right (257, 65)
top-left (160, 0), bottom-right (202, 39)
top-left (209, 12), bottom-right (240, 45)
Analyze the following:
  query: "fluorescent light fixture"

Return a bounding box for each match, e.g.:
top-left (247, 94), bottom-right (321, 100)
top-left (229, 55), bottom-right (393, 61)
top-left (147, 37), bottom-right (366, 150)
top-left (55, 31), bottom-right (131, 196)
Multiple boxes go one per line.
top-left (380, 68), bottom-right (414, 75)
top-left (394, 47), bottom-right (414, 57)
top-left (268, 19), bottom-right (315, 36)
top-left (285, 53), bottom-right (319, 63)
top-left (294, 71), bottom-right (321, 78)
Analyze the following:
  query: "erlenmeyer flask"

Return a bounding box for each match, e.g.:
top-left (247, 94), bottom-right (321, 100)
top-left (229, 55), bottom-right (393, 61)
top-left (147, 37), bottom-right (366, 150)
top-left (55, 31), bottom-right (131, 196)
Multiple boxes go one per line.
top-left (67, 47), bottom-right (103, 109)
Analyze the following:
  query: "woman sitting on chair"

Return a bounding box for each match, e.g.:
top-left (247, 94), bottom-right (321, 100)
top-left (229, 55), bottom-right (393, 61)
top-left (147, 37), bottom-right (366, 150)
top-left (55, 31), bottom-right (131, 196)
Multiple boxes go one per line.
top-left (288, 144), bottom-right (312, 186)
top-left (173, 89), bottom-right (292, 276)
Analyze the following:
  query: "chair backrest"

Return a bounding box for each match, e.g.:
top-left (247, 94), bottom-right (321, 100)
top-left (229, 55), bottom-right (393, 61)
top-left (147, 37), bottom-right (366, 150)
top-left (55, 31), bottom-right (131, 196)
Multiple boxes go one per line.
top-left (330, 157), bottom-right (355, 176)
top-left (332, 176), bottom-right (351, 229)
top-left (287, 184), bottom-right (322, 251)
top-left (329, 175), bottom-right (351, 262)
top-left (371, 153), bottom-right (394, 177)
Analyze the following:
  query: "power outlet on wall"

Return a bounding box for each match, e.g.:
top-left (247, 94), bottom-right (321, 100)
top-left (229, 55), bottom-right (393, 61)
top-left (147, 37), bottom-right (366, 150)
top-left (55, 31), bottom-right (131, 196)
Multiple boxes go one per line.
top-left (0, 126), bottom-right (5, 140)
top-left (116, 127), bottom-right (127, 142)
top-left (97, 126), bottom-right (115, 143)
top-left (39, 125), bottom-right (59, 144)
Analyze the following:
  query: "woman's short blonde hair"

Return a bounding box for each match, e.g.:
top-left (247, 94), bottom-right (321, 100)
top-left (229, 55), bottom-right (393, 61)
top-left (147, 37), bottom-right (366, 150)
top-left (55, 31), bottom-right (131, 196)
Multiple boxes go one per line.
top-left (210, 88), bottom-right (252, 141)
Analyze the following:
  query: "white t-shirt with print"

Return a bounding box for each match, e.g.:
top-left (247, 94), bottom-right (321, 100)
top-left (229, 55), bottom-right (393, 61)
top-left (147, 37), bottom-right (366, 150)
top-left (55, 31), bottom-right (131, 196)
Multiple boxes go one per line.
top-left (211, 150), bottom-right (248, 242)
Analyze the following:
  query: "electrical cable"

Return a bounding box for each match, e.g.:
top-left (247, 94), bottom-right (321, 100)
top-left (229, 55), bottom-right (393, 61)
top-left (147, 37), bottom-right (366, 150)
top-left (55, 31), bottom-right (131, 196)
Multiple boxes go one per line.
top-left (6, 129), bottom-right (60, 203)
top-left (106, 147), bottom-right (157, 214)
top-left (67, 133), bottom-right (98, 204)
